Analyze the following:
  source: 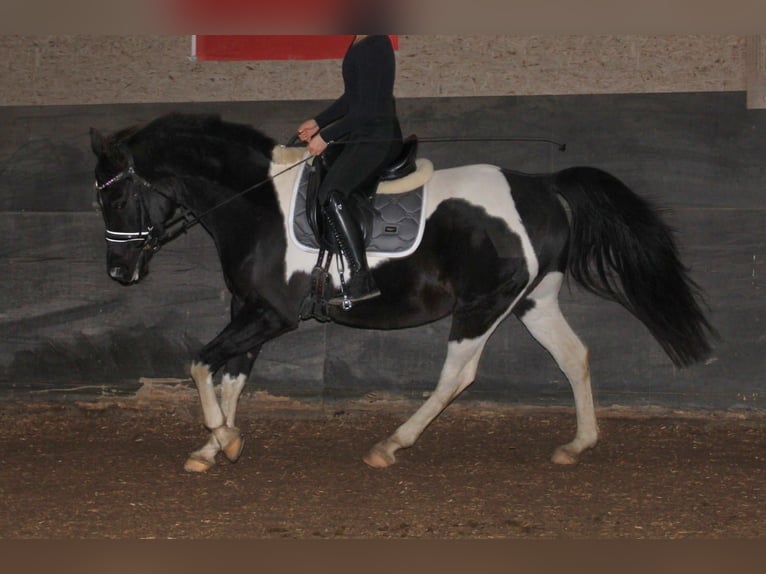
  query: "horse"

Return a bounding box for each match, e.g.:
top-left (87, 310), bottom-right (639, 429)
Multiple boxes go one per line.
top-left (89, 112), bottom-right (714, 473)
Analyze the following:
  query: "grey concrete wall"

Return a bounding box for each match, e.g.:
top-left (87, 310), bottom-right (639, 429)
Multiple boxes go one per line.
top-left (1, 93), bottom-right (764, 410)
top-left (0, 35), bottom-right (747, 105)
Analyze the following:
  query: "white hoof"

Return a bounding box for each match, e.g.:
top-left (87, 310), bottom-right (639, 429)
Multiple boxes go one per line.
top-left (551, 447), bottom-right (579, 465)
top-left (552, 434), bottom-right (598, 465)
top-left (363, 444), bottom-right (396, 468)
top-left (222, 435), bottom-right (245, 463)
top-left (212, 426), bottom-right (244, 463)
top-left (184, 456), bottom-right (215, 473)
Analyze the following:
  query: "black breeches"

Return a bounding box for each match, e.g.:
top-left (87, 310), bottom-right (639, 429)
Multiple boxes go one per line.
top-left (317, 119), bottom-right (402, 206)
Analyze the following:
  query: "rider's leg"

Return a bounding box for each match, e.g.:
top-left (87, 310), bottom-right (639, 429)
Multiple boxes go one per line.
top-left (322, 190), bottom-right (380, 304)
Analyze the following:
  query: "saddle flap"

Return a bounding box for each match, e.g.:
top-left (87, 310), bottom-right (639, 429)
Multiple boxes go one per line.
top-left (290, 159), bottom-right (430, 259)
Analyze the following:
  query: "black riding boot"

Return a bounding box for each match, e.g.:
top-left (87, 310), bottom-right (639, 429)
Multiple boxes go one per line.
top-left (323, 192), bottom-right (380, 306)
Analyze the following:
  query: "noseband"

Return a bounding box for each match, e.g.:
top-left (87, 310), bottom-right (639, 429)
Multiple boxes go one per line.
top-left (95, 143), bottom-right (311, 254)
top-left (95, 151), bottom-right (188, 253)
top-left (96, 164), bottom-right (157, 248)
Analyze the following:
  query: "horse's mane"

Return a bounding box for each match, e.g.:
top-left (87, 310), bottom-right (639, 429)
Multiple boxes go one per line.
top-left (132, 113), bottom-right (277, 159)
top-left (113, 113), bottom-right (278, 192)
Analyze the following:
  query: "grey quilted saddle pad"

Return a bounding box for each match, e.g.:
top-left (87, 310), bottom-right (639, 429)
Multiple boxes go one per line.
top-left (289, 163), bottom-right (428, 258)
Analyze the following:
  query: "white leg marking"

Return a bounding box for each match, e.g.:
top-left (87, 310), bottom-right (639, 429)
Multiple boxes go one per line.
top-left (220, 373), bottom-right (247, 427)
top-left (364, 203), bottom-right (535, 469)
top-left (185, 362), bottom-right (226, 472)
top-left (184, 434), bottom-right (219, 473)
top-left (190, 362), bottom-right (225, 429)
top-left (364, 334), bottom-right (492, 469)
top-left (217, 373), bottom-right (247, 462)
top-left (520, 273), bottom-right (598, 464)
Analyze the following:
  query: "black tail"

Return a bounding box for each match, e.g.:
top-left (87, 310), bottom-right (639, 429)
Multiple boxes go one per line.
top-left (553, 167), bottom-right (715, 367)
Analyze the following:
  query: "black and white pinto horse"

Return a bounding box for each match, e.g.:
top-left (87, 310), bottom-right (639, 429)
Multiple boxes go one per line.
top-left (90, 113), bottom-right (713, 472)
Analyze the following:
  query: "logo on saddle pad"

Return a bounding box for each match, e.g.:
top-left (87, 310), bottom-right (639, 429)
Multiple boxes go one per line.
top-left (289, 157), bottom-right (434, 258)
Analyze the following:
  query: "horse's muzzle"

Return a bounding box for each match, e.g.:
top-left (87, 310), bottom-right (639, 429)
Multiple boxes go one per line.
top-left (107, 245), bottom-right (151, 285)
top-left (109, 264), bottom-right (134, 285)
top-left (108, 259), bottom-right (147, 285)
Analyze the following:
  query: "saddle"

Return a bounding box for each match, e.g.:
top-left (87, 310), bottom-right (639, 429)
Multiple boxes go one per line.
top-left (304, 134), bottom-right (420, 252)
top-left (379, 133), bottom-right (420, 181)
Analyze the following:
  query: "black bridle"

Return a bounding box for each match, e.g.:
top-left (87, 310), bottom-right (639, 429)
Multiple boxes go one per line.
top-left (95, 149), bottom-right (194, 253)
top-left (96, 162), bottom-right (159, 251)
top-left (95, 146), bottom-right (312, 254)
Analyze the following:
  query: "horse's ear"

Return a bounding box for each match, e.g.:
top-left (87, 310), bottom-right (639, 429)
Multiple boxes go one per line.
top-left (90, 128), bottom-right (105, 156)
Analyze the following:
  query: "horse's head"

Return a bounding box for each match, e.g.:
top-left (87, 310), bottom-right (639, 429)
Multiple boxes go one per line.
top-left (90, 128), bottom-right (176, 285)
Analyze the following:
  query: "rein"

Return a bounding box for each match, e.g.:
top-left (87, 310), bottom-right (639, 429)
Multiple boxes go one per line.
top-left (96, 151), bottom-right (313, 253)
top-left (325, 136), bottom-right (567, 152)
top-left (98, 134), bottom-right (566, 253)
top-left (417, 136), bottom-right (566, 152)
top-left (288, 133), bottom-right (567, 151)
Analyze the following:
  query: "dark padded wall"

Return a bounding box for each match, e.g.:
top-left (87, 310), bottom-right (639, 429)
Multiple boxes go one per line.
top-left (1, 93), bottom-right (764, 409)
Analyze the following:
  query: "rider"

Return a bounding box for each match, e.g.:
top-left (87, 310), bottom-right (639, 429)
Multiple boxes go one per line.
top-left (297, 34), bottom-right (403, 305)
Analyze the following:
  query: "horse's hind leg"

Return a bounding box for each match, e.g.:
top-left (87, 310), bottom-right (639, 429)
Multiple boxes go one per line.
top-left (364, 329), bottom-right (495, 468)
top-left (518, 272), bottom-right (598, 464)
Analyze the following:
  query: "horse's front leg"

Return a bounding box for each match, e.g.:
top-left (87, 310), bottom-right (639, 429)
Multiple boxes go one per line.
top-left (184, 298), bottom-right (295, 473)
top-left (184, 362), bottom-right (236, 472)
top-left (217, 359), bottom-right (253, 460)
top-left (183, 353), bottom-right (258, 472)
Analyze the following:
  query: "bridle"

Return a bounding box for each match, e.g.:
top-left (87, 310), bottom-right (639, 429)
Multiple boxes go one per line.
top-left (95, 144), bottom-right (311, 254)
top-left (96, 164), bottom-right (157, 248)
top-left (95, 149), bottom-right (197, 253)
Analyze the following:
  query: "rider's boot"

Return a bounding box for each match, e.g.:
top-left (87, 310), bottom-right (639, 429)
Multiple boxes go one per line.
top-left (323, 191), bottom-right (380, 306)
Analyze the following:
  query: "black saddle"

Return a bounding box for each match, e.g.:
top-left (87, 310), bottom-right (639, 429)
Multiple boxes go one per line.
top-left (379, 134), bottom-right (418, 181)
top-left (306, 135), bottom-right (419, 252)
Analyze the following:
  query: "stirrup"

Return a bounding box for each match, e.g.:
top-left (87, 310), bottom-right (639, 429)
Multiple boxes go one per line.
top-left (327, 289), bottom-right (381, 309)
top-left (327, 267), bottom-right (381, 309)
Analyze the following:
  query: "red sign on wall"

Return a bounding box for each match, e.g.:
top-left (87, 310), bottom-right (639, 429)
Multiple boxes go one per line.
top-left (194, 35), bottom-right (398, 61)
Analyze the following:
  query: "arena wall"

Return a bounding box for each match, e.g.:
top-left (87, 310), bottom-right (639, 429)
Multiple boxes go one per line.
top-left (1, 36), bottom-right (764, 410)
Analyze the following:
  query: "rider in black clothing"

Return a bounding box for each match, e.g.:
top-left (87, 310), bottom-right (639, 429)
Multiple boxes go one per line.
top-left (297, 34), bottom-right (403, 305)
